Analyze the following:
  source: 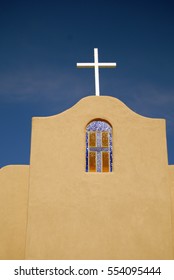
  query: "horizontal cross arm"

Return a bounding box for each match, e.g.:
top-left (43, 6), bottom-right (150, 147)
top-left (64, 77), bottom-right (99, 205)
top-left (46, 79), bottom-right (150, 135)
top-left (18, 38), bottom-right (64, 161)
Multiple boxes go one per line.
top-left (98, 63), bottom-right (117, 68)
top-left (77, 62), bottom-right (116, 68)
top-left (76, 63), bottom-right (95, 68)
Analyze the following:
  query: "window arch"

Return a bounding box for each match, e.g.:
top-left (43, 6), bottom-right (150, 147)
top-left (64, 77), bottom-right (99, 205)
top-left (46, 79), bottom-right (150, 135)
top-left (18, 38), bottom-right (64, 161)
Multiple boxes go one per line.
top-left (86, 120), bottom-right (112, 172)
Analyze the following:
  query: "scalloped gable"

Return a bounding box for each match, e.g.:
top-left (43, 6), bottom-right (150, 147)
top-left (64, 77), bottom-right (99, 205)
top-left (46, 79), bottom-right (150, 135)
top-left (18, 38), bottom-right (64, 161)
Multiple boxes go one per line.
top-left (33, 96), bottom-right (165, 122)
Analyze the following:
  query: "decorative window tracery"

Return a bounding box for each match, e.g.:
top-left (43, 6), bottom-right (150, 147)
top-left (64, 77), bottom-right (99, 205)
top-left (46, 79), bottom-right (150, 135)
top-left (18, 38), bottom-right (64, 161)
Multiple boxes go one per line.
top-left (86, 120), bottom-right (112, 172)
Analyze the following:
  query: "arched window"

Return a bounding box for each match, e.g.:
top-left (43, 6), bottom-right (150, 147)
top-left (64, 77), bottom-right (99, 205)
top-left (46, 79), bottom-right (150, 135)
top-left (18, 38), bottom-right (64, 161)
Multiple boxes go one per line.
top-left (86, 120), bottom-right (112, 172)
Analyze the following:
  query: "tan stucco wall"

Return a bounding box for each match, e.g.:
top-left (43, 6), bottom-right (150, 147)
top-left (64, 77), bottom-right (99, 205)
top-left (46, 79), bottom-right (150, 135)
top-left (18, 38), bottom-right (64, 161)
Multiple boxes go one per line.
top-left (0, 165), bottom-right (29, 259)
top-left (169, 165), bottom-right (174, 258)
top-left (25, 96), bottom-right (173, 259)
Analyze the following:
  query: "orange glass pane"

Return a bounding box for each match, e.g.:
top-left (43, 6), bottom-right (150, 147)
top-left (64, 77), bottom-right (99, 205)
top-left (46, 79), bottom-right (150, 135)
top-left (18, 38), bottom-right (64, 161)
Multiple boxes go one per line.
top-left (102, 152), bottom-right (109, 172)
top-left (89, 152), bottom-right (96, 172)
top-left (89, 132), bottom-right (96, 147)
top-left (102, 132), bottom-right (109, 147)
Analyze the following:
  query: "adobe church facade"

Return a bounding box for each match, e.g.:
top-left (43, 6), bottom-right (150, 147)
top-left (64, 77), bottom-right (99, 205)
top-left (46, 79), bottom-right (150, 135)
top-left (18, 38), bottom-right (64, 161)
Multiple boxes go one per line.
top-left (0, 95), bottom-right (174, 260)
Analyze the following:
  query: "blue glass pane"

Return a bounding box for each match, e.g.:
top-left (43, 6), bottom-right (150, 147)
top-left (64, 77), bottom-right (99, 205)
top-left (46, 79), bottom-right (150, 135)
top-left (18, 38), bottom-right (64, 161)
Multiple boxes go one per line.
top-left (86, 121), bottom-right (112, 132)
top-left (86, 132), bottom-right (88, 172)
top-left (109, 132), bottom-right (113, 172)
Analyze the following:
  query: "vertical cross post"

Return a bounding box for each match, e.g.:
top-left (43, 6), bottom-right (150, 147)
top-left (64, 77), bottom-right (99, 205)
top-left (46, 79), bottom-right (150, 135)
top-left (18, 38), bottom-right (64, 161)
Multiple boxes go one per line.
top-left (94, 48), bottom-right (100, 96)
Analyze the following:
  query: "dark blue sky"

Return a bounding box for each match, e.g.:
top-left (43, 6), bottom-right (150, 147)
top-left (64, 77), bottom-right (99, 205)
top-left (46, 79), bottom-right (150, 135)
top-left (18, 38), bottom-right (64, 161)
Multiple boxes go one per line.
top-left (0, 0), bottom-right (174, 167)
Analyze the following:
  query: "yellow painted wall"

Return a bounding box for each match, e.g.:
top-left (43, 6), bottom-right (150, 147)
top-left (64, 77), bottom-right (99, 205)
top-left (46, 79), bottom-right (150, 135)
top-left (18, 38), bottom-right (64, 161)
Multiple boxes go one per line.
top-left (0, 97), bottom-right (173, 260)
top-left (0, 165), bottom-right (29, 259)
top-left (169, 165), bottom-right (174, 258)
top-left (25, 96), bottom-right (173, 259)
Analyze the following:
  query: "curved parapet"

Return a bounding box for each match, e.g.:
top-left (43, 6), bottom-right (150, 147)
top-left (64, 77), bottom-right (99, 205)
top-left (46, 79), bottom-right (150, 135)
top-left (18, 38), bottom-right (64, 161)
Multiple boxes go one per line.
top-left (33, 95), bottom-right (165, 122)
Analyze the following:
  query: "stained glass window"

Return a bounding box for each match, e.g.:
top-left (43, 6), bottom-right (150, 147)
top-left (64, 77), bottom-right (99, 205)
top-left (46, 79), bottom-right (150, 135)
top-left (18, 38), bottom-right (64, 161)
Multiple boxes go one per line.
top-left (86, 120), bottom-right (112, 172)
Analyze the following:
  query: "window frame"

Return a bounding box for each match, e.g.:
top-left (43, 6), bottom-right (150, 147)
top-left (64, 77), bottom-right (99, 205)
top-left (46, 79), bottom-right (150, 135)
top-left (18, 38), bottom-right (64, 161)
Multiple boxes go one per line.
top-left (86, 120), bottom-right (113, 173)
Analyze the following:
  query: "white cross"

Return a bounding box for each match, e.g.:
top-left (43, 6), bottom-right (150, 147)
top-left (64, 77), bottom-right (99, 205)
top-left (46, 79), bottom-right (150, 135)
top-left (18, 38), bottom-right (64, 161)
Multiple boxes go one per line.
top-left (77, 48), bottom-right (116, 96)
